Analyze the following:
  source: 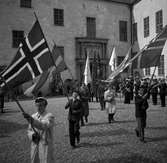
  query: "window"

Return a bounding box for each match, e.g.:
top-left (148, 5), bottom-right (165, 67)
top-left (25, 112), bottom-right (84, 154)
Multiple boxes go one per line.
top-left (156, 10), bottom-right (163, 33)
top-left (12, 30), bottom-right (24, 48)
top-left (158, 55), bottom-right (164, 75)
top-left (86, 17), bottom-right (96, 38)
top-left (144, 16), bottom-right (149, 37)
top-left (20, 0), bottom-right (31, 8)
top-left (54, 9), bottom-right (64, 26)
top-left (119, 21), bottom-right (127, 42)
top-left (57, 46), bottom-right (64, 58)
top-left (133, 23), bottom-right (137, 43)
top-left (145, 68), bottom-right (150, 76)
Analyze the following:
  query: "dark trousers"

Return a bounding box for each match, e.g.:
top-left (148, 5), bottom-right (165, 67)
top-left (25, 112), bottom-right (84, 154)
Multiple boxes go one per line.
top-left (124, 93), bottom-right (131, 104)
top-left (69, 120), bottom-right (80, 146)
top-left (108, 113), bottom-right (115, 123)
top-left (152, 94), bottom-right (157, 105)
top-left (160, 94), bottom-right (166, 107)
top-left (99, 96), bottom-right (105, 110)
top-left (136, 116), bottom-right (146, 140)
top-left (0, 95), bottom-right (4, 113)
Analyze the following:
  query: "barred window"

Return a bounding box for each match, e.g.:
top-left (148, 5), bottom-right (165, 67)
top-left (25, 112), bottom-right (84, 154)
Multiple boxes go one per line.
top-left (87, 17), bottom-right (96, 38)
top-left (145, 68), bottom-right (150, 76)
top-left (144, 16), bottom-right (149, 37)
top-left (119, 21), bottom-right (127, 42)
top-left (12, 30), bottom-right (24, 48)
top-left (133, 23), bottom-right (137, 43)
top-left (156, 10), bottom-right (163, 33)
top-left (54, 9), bottom-right (64, 26)
top-left (158, 55), bottom-right (164, 76)
top-left (20, 0), bottom-right (31, 8)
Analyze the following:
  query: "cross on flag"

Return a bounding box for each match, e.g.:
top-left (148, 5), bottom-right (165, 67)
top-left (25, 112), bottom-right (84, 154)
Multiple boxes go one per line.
top-left (0, 20), bottom-right (54, 90)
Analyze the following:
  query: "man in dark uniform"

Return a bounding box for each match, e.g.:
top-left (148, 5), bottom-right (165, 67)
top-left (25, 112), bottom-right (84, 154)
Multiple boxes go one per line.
top-left (65, 91), bottom-right (82, 148)
top-left (134, 85), bottom-right (149, 143)
top-left (79, 83), bottom-right (90, 126)
top-left (159, 79), bottom-right (167, 107)
top-left (123, 79), bottom-right (131, 104)
top-left (98, 82), bottom-right (105, 110)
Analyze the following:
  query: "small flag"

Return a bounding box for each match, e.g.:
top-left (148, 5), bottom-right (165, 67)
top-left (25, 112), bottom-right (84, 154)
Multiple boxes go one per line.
top-left (109, 47), bottom-right (117, 71)
top-left (84, 50), bottom-right (92, 85)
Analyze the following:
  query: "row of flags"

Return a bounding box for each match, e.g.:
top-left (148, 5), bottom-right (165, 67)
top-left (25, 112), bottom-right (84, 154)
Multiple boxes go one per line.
top-left (84, 24), bottom-right (167, 84)
top-left (0, 16), bottom-right (167, 94)
top-left (0, 19), bottom-right (68, 96)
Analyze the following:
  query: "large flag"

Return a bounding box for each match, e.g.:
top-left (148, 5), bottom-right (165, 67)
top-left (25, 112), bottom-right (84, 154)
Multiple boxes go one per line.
top-left (0, 20), bottom-right (54, 91)
top-left (132, 25), bottom-right (167, 69)
top-left (105, 48), bottom-right (131, 82)
top-left (84, 50), bottom-right (92, 85)
top-left (109, 47), bottom-right (117, 71)
top-left (24, 44), bottom-right (68, 97)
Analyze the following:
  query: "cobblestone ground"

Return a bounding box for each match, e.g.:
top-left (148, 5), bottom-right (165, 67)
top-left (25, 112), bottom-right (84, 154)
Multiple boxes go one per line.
top-left (0, 97), bottom-right (167, 163)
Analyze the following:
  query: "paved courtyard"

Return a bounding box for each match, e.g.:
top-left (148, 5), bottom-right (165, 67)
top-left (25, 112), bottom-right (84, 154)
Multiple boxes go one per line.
top-left (0, 97), bottom-right (167, 163)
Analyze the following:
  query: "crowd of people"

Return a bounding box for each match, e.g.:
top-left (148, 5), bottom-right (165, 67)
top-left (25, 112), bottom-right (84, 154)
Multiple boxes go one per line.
top-left (1, 76), bottom-right (167, 163)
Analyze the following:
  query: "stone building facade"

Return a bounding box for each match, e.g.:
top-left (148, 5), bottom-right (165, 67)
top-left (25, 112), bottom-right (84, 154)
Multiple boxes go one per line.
top-left (0, 0), bottom-right (166, 94)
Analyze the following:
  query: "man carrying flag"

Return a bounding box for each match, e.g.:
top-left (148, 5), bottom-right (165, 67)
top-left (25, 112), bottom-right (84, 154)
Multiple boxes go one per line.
top-left (0, 18), bottom-right (56, 163)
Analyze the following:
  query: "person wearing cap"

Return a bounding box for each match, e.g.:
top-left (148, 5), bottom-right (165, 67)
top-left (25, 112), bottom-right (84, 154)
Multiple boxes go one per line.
top-left (78, 83), bottom-right (90, 126)
top-left (134, 86), bottom-right (149, 143)
top-left (65, 91), bottom-right (82, 148)
top-left (23, 97), bottom-right (55, 163)
top-left (104, 85), bottom-right (116, 123)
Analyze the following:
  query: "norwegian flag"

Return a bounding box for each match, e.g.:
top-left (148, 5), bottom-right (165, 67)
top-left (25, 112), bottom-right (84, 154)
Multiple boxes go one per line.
top-left (0, 20), bottom-right (54, 90)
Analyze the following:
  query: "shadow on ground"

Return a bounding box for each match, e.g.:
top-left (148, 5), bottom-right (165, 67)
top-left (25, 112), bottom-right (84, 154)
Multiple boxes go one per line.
top-left (79, 142), bottom-right (122, 148)
top-left (87, 120), bottom-right (135, 127)
top-left (83, 154), bottom-right (158, 163)
top-left (0, 119), bottom-right (27, 137)
top-left (147, 126), bottom-right (167, 130)
top-left (146, 136), bottom-right (167, 142)
top-left (81, 128), bottom-right (131, 138)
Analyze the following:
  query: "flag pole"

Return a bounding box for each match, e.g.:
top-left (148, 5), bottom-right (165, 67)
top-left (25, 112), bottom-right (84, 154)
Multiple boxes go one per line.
top-left (33, 12), bottom-right (70, 100)
top-left (0, 75), bottom-right (38, 133)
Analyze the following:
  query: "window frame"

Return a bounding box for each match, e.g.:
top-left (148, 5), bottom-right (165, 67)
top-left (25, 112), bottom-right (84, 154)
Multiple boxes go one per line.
top-left (119, 20), bottom-right (128, 42)
top-left (12, 30), bottom-right (24, 48)
top-left (86, 17), bottom-right (96, 38)
top-left (20, 0), bottom-right (31, 8)
top-left (144, 16), bottom-right (149, 38)
top-left (132, 23), bottom-right (137, 43)
top-left (54, 8), bottom-right (64, 26)
top-left (156, 10), bottom-right (163, 34)
top-left (145, 68), bottom-right (150, 76)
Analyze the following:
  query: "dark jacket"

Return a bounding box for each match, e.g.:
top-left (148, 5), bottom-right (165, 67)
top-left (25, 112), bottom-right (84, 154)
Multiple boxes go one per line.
top-left (135, 94), bottom-right (148, 118)
top-left (65, 99), bottom-right (82, 121)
